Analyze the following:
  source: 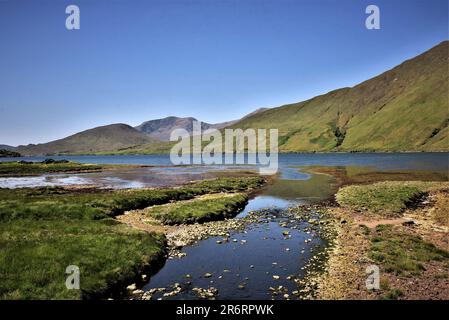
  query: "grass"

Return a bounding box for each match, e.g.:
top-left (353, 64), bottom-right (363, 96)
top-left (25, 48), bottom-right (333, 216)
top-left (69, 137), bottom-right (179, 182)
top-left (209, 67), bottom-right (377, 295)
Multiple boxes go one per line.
top-left (0, 177), bottom-right (265, 222)
top-left (0, 219), bottom-right (165, 299)
top-left (430, 189), bottom-right (449, 227)
top-left (381, 288), bottom-right (404, 300)
top-left (303, 165), bottom-right (448, 185)
top-left (0, 160), bottom-right (103, 176)
top-left (335, 181), bottom-right (448, 217)
top-left (0, 176), bottom-right (265, 299)
top-left (369, 224), bottom-right (449, 276)
top-left (146, 193), bottom-right (248, 224)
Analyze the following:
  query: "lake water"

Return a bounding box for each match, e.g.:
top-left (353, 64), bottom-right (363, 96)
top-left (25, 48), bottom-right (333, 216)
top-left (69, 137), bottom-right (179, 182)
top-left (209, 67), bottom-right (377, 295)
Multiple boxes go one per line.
top-left (1, 153), bottom-right (447, 299)
top-left (1, 153), bottom-right (447, 189)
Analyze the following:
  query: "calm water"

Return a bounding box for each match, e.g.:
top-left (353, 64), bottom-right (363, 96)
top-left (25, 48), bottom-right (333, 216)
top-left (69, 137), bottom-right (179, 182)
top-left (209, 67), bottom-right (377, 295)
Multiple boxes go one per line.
top-left (1, 152), bottom-right (448, 170)
top-left (1, 153), bottom-right (447, 299)
top-left (1, 153), bottom-right (447, 189)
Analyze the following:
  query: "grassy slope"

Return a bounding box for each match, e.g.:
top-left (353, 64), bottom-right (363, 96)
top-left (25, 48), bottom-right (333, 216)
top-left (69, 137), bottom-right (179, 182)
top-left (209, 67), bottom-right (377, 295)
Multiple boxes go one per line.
top-left (229, 41), bottom-right (449, 152)
top-left (16, 124), bottom-right (155, 156)
top-left (13, 43), bottom-right (447, 156)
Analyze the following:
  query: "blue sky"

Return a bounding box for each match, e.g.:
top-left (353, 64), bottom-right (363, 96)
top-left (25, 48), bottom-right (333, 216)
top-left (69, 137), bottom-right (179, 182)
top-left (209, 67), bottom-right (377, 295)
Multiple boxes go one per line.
top-left (0, 0), bottom-right (447, 146)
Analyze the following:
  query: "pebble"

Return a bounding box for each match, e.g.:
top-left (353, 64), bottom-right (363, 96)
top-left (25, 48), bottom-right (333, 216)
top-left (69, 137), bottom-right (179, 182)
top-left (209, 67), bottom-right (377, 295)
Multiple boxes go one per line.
top-left (132, 289), bottom-right (144, 295)
top-left (126, 284), bottom-right (137, 291)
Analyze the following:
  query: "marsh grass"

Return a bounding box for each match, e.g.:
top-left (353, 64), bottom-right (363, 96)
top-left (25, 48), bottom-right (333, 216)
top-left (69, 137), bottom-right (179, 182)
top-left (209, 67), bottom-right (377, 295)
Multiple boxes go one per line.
top-left (0, 177), bottom-right (264, 299)
top-left (146, 193), bottom-right (248, 224)
top-left (0, 160), bottom-right (103, 176)
top-left (0, 177), bottom-right (265, 222)
top-left (369, 224), bottom-right (449, 276)
top-left (0, 219), bottom-right (166, 299)
top-left (335, 181), bottom-right (448, 217)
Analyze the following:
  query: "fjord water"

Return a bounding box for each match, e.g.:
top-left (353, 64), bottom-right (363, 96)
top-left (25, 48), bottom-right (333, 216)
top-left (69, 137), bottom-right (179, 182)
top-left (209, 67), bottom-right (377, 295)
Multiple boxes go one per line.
top-left (1, 153), bottom-right (447, 299)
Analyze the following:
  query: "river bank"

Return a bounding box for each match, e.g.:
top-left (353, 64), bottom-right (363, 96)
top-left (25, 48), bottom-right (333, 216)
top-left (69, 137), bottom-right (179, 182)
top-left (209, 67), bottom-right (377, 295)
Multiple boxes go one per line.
top-left (0, 175), bottom-right (266, 299)
top-left (304, 176), bottom-right (449, 300)
top-left (1, 154), bottom-right (447, 300)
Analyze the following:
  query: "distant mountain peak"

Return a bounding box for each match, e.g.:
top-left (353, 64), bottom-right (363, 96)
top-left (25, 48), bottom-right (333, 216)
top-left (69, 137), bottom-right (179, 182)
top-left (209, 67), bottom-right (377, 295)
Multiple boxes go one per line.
top-left (135, 110), bottom-right (269, 141)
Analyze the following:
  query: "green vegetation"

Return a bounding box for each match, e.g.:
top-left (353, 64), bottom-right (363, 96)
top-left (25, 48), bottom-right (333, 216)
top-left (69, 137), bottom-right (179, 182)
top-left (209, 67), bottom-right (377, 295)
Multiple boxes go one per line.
top-left (227, 41), bottom-right (448, 152)
top-left (0, 160), bottom-right (103, 176)
top-left (0, 177), bottom-right (265, 222)
top-left (381, 288), bottom-right (404, 300)
top-left (0, 219), bottom-right (165, 299)
top-left (147, 193), bottom-right (248, 224)
top-left (430, 190), bottom-right (449, 227)
top-left (15, 123), bottom-right (155, 156)
top-left (369, 224), bottom-right (449, 276)
top-left (14, 42), bottom-right (448, 156)
top-left (0, 149), bottom-right (21, 157)
top-left (303, 165), bottom-right (448, 185)
top-left (0, 177), bottom-right (264, 299)
top-left (336, 181), bottom-right (448, 216)
top-left (379, 277), bottom-right (404, 300)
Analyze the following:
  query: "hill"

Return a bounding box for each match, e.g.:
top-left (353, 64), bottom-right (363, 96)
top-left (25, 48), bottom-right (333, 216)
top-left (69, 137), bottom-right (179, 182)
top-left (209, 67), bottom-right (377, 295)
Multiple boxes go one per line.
top-left (16, 124), bottom-right (154, 156)
top-left (229, 41), bottom-right (449, 152)
top-left (134, 113), bottom-right (266, 141)
top-left (136, 117), bottom-right (213, 141)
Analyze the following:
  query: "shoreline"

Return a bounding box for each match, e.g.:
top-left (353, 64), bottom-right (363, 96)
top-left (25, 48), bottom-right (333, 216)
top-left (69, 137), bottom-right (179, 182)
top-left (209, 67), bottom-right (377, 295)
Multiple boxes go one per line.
top-left (2, 151), bottom-right (449, 158)
top-left (307, 180), bottom-right (449, 300)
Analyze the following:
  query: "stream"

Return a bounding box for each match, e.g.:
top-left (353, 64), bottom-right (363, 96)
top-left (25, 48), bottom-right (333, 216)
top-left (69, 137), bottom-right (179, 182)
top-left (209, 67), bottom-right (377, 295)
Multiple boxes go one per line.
top-left (1, 153), bottom-right (447, 299)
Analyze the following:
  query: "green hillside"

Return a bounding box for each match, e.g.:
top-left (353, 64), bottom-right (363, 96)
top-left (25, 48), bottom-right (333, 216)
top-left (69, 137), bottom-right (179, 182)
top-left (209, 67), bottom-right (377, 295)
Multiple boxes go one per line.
top-left (11, 41), bottom-right (448, 156)
top-left (16, 124), bottom-right (156, 156)
top-left (229, 41), bottom-right (449, 152)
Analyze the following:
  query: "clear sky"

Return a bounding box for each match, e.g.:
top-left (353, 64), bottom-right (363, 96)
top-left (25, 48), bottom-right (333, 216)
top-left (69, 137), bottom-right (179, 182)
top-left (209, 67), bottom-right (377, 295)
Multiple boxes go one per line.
top-left (0, 0), bottom-right (447, 146)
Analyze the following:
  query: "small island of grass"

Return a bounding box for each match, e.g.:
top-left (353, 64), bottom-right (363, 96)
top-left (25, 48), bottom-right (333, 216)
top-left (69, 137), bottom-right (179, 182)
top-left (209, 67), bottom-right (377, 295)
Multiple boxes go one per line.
top-left (0, 159), bottom-right (104, 176)
top-left (146, 193), bottom-right (248, 225)
top-left (0, 149), bottom-right (21, 158)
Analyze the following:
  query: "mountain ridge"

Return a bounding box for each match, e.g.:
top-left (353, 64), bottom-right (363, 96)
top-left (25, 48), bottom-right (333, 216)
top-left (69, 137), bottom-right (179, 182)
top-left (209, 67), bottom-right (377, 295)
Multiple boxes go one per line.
top-left (229, 41), bottom-right (449, 152)
top-left (5, 41), bottom-right (448, 156)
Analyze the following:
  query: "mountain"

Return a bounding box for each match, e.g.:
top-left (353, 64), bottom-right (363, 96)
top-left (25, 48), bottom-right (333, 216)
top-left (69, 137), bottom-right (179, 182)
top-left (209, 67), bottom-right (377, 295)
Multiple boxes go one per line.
top-left (8, 42), bottom-right (448, 156)
top-left (135, 109), bottom-right (269, 141)
top-left (10, 109), bottom-right (269, 156)
top-left (135, 117), bottom-right (212, 141)
top-left (0, 145), bottom-right (16, 151)
top-left (16, 124), bottom-right (154, 156)
top-left (229, 41), bottom-right (449, 152)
